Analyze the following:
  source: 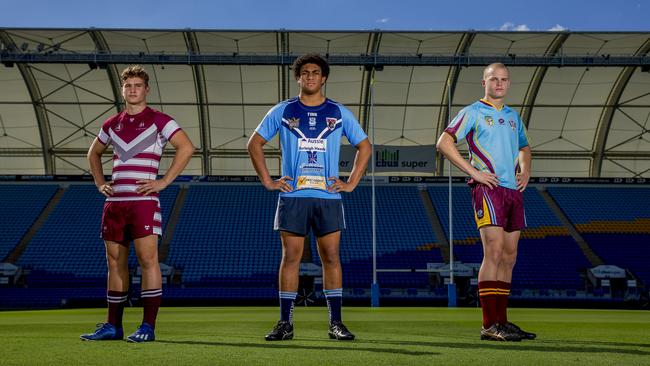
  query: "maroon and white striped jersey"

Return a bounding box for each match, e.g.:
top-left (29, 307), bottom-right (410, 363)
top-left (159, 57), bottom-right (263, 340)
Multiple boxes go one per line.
top-left (96, 107), bottom-right (181, 202)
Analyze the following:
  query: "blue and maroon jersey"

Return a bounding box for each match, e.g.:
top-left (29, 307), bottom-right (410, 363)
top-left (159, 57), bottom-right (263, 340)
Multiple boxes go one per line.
top-left (255, 97), bottom-right (367, 199)
top-left (445, 99), bottom-right (529, 190)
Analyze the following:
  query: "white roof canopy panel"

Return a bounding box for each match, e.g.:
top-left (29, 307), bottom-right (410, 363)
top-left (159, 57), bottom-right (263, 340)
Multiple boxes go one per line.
top-left (0, 29), bottom-right (647, 177)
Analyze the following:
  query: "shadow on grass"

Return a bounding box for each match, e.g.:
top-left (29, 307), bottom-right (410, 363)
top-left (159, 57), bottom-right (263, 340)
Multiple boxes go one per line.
top-left (350, 339), bottom-right (650, 356)
top-left (157, 339), bottom-right (439, 356)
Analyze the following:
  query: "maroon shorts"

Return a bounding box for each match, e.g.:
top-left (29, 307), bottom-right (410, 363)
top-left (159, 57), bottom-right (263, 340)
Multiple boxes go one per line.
top-left (470, 184), bottom-right (526, 232)
top-left (101, 199), bottom-right (162, 244)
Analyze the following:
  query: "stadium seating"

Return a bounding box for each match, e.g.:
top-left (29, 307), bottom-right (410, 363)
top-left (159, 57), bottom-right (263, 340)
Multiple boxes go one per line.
top-left (17, 184), bottom-right (179, 287)
top-left (2, 182), bottom-right (648, 308)
top-left (165, 185), bottom-right (281, 287)
top-left (547, 187), bottom-right (650, 285)
top-left (428, 186), bottom-right (590, 290)
top-left (0, 184), bottom-right (58, 260)
top-left (335, 186), bottom-right (443, 288)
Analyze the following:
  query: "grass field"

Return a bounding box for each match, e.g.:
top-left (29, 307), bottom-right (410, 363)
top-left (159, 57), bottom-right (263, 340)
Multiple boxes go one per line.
top-left (1, 306), bottom-right (649, 365)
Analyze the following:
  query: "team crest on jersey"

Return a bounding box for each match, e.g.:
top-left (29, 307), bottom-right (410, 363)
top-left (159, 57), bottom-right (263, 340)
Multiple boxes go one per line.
top-left (509, 120), bottom-right (516, 131)
top-left (307, 151), bottom-right (318, 164)
top-left (114, 122), bottom-right (123, 132)
top-left (484, 116), bottom-right (494, 127)
top-left (498, 118), bottom-right (505, 125)
top-left (326, 117), bottom-right (337, 130)
top-left (287, 117), bottom-right (300, 130)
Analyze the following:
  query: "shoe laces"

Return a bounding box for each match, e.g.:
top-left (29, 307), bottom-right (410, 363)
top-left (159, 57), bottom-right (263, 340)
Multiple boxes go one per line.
top-left (273, 321), bottom-right (289, 331)
top-left (331, 321), bottom-right (349, 333)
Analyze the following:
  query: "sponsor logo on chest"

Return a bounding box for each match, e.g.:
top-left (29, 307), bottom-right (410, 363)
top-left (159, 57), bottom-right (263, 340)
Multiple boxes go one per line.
top-left (298, 138), bottom-right (327, 152)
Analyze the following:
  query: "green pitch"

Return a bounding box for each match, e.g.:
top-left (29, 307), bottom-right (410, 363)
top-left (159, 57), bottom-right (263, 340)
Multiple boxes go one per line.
top-left (1, 307), bottom-right (649, 365)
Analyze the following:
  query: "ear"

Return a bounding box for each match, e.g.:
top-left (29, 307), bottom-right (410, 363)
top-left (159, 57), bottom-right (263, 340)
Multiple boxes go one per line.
top-left (322, 76), bottom-right (327, 84)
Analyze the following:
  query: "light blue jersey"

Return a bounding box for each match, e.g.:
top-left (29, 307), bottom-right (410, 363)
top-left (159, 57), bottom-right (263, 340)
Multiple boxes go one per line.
top-left (255, 97), bottom-right (368, 199)
top-left (445, 99), bottom-right (530, 190)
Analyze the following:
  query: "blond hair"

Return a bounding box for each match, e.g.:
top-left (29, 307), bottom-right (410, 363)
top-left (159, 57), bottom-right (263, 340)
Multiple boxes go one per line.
top-left (120, 65), bottom-right (149, 86)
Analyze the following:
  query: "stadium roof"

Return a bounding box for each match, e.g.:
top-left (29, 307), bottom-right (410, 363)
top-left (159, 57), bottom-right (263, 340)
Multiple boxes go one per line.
top-left (0, 28), bottom-right (648, 177)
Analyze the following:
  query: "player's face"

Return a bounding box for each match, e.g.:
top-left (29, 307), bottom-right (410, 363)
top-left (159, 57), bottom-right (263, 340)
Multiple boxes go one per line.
top-left (122, 77), bottom-right (149, 106)
top-left (297, 63), bottom-right (326, 95)
top-left (482, 67), bottom-right (510, 100)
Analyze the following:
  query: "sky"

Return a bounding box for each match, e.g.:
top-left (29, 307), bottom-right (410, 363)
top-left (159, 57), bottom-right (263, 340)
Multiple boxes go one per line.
top-left (1, 0), bottom-right (648, 31)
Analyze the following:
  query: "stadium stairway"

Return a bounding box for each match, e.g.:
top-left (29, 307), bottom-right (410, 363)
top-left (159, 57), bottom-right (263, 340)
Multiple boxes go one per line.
top-left (538, 188), bottom-right (603, 266)
top-left (158, 186), bottom-right (188, 262)
top-left (418, 186), bottom-right (450, 263)
top-left (3, 185), bottom-right (63, 264)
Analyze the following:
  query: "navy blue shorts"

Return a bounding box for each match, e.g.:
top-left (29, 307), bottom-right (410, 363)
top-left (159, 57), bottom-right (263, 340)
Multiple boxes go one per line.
top-left (274, 197), bottom-right (345, 237)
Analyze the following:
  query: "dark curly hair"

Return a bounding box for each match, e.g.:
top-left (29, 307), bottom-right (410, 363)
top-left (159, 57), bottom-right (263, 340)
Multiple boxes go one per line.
top-left (292, 53), bottom-right (330, 79)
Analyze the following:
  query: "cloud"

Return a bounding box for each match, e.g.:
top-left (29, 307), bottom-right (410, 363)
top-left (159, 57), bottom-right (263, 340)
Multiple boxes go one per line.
top-left (376, 18), bottom-right (390, 24)
top-left (499, 22), bottom-right (530, 31)
top-left (548, 24), bottom-right (568, 31)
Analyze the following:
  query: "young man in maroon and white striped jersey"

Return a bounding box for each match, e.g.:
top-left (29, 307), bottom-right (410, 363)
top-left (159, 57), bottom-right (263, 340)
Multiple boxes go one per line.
top-left (81, 65), bottom-right (194, 343)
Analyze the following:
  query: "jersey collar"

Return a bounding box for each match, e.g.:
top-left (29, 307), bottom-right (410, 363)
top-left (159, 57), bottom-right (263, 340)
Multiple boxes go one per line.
top-left (479, 99), bottom-right (506, 112)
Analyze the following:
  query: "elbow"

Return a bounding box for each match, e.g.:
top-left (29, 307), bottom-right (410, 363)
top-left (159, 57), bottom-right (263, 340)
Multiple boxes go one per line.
top-left (436, 133), bottom-right (453, 153)
top-left (436, 139), bottom-right (445, 153)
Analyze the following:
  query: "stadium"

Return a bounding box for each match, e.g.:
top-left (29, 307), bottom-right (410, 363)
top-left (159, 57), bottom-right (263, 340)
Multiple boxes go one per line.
top-left (0, 28), bottom-right (649, 365)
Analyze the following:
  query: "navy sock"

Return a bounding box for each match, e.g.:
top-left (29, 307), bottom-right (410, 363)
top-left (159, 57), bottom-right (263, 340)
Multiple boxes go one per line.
top-left (279, 291), bottom-right (297, 324)
top-left (323, 288), bottom-right (343, 323)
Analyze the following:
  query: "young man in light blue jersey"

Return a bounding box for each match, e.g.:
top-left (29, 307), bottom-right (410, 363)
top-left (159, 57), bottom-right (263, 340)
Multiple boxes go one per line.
top-left (437, 63), bottom-right (535, 342)
top-left (248, 53), bottom-right (371, 341)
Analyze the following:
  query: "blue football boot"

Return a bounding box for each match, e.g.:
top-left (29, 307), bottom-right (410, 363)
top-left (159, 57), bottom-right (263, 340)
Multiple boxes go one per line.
top-left (80, 323), bottom-right (123, 341)
top-left (126, 322), bottom-right (156, 343)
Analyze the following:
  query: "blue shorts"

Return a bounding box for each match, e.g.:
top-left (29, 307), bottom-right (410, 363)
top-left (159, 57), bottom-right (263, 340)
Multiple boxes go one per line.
top-left (274, 197), bottom-right (345, 237)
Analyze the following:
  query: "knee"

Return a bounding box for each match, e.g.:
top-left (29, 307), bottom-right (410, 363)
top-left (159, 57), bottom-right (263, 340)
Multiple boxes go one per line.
top-left (501, 250), bottom-right (517, 268)
top-left (281, 250), bottom-right (302, 266)
top-left (106, 253), bottom-right (122, 271)
top-left (138, 253), bottom-right (159, 270)
top-left (483, 246), bottom-right (503, 265)
top-left (319, 251), bottom-right (340, 268)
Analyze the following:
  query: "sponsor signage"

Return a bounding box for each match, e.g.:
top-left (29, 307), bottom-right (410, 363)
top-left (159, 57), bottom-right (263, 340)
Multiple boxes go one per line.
top-left (339, 145), bottom-right (436, 173)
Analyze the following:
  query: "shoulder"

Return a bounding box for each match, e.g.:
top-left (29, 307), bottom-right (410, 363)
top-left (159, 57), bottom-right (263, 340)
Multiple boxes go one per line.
top-left (458, 102), bottom-right (481, 117)
top-left (102, 112), bottom-right (123, 128)
top-left (328, 99), bottom-right (354, 118)
top-left (148, 107), bottom-right (174, 124)
top-left (267, 98), bottom-right (296, 116)
top-left (504, 105), bottom-right (522, 119)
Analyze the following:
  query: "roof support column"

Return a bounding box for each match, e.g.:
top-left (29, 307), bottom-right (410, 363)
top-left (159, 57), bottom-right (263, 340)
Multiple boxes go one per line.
top-left (0, 30), bottom-right (54, 173)
top-left (435, 32), bottom-right (474, 176)
top-left (591, 39), bottom-right (650, 177)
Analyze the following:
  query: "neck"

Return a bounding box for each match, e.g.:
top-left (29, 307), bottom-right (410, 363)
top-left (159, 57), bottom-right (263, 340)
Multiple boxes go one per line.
top-left (125, 103), bottom-right (147, 115)
top-left (483, 96), bottom-right (505, 110)
top-left (299, 92), bottom-right (326, 107)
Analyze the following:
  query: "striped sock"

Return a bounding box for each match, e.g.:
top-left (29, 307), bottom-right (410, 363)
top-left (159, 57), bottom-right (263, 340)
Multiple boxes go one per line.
top-left (107, 290), bottom-right (128, 328)
top-left (141, 288), bottom-right (162, 328)
top-left (478, 281), bottom-right (499, 328)
top-left (496, 281), bottom-right (511, 324)
top-left (279, 291), bottom-right (297, 324)
top-left (323, 288), bottom-right (343, 323)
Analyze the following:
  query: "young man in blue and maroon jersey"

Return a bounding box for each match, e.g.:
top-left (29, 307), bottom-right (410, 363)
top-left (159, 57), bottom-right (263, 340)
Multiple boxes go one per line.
top-left (248, 53), bottom-right (371, 341)
top-left (81, 65), bottom-right (194, 342)
top-left (437, 63), bottom-right (536, 341)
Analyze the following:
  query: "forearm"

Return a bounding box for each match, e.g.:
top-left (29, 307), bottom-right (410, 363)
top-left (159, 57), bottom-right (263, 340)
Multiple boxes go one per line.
top-left (87, 150), bottom-right (107, 188)
top-left (248, 141), bottom-right (273, 186)
top-left (346, 140), bottom-right (371, 188)
top-left (161, 145), bottom-right (194, 185)
top-left (518, 146), bottom-right (532, 174)
top-left (437, 134), bottom-right (476, 177)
